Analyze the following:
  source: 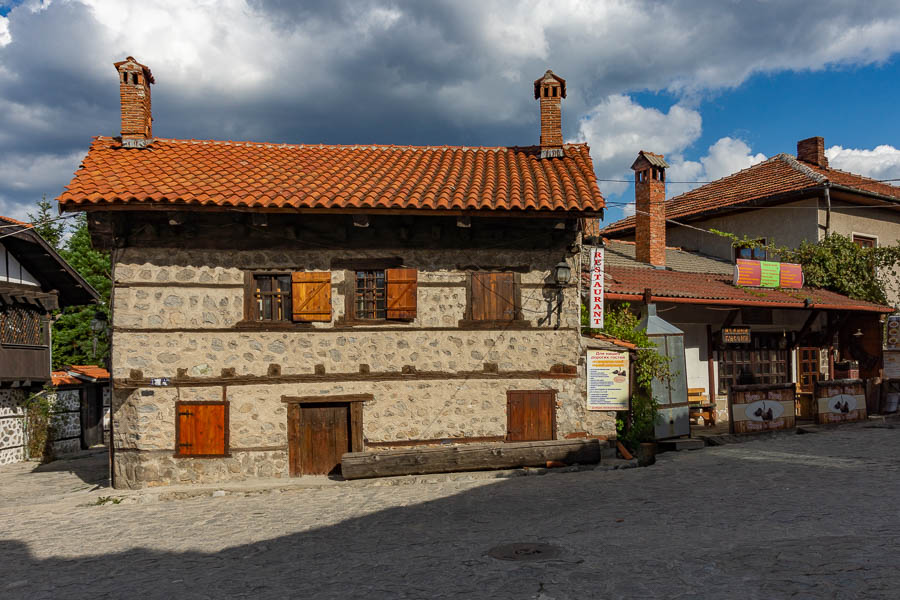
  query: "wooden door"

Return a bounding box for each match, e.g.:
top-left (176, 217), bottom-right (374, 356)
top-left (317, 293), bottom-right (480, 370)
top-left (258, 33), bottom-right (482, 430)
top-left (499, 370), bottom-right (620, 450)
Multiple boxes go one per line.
top-left (290, 403), bottom-right (351, 476)
top-left (798, 348), bottom-right (820, 394)
top-left (506, 391), bottom-right (556, 442)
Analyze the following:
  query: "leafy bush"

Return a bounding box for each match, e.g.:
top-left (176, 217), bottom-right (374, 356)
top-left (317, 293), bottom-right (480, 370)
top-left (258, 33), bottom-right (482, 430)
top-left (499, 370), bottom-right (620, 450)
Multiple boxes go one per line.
top-left (24, 388), bottom-right (55, 462)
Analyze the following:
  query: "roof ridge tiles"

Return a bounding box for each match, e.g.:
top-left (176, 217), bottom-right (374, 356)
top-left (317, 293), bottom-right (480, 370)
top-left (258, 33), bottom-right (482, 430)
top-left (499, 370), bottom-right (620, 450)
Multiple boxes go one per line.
top-left (777, 153), bottom-right (829, 184)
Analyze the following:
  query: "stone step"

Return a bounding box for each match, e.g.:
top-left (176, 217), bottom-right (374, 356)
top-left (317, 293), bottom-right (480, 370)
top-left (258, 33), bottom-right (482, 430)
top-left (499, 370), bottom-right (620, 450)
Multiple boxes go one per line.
top-left (658, 437), bottom-right (706, 452)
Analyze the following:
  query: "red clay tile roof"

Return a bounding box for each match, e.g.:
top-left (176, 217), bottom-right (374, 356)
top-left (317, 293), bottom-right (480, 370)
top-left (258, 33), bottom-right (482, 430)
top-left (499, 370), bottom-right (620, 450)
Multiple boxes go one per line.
top-left (68, 365), bottom-right (111, 381)
top-left (599, 266), bottom-right (891, 313)
top-left (58, 137), bottom-right (605, 214)
top-left (51, 371), bottom-right (80, 386)
top-left (586, 333), bottom-right (637, 349)
top-left (602, 153), bottom-right (900, 235)
top-left (0, 215), bottom-right (29, 226)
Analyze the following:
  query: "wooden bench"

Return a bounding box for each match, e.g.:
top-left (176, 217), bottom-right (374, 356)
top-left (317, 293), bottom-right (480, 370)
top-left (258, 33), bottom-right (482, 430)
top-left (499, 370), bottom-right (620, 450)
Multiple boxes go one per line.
top-left (688, 388), bottom-right (716, 426)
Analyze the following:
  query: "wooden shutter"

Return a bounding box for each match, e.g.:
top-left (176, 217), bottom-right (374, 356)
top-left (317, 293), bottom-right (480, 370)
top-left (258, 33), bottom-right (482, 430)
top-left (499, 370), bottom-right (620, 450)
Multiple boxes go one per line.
top-left (176, 402), bottom-right (227, 456)
top-left (470, 272), bottom-right (517, 321)
top-left (291, 271), bottom-right (332, 322)
top-left (385, 268), bottom-right (417, 320)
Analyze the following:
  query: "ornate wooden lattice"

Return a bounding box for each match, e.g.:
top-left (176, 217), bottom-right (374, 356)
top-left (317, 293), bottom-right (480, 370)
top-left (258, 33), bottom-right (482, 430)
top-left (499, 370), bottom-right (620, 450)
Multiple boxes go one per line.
top-left (0, 305), bottom-right (44, 346)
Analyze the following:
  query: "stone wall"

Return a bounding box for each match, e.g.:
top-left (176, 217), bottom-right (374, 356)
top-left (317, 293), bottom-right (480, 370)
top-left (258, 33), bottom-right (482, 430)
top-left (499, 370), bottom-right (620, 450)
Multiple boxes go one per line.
top-left (48, 388), bottom-right (82, 456)
top-left (0, 389), bottom-right (25, 465)
top-left (110, 245), bottom-right (609, 488)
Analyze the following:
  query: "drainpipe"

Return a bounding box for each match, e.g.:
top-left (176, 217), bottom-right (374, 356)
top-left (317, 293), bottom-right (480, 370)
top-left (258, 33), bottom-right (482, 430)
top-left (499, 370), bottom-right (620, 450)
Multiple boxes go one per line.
top-left (823, 184), bottom-right (832, 238)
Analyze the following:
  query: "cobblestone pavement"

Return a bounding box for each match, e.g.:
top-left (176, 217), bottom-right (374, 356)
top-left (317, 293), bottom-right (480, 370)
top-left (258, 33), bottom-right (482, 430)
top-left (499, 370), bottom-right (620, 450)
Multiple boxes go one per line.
top-left (1, 425), bottom-right (899, 599)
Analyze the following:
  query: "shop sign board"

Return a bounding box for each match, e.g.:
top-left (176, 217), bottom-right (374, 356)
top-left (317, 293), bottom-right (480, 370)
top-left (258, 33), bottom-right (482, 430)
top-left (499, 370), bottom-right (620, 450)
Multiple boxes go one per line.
top-left (815, 381), bottom-right (867, 425)
top-left (733, 259), bottom-right (803, 289)
top-left (886, 315), bottom-right (900, 350)
top-left (586, 349), bottom-right (629, 411)
top-left (722, 327), bottom-right (751, 344)
top-left (589, 247), bottom-right (605, 329)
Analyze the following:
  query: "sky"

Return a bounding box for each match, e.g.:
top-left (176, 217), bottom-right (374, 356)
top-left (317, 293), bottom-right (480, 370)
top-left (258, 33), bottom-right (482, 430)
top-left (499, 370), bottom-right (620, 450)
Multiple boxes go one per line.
top-left (1, 0), bottom-right (900, 226)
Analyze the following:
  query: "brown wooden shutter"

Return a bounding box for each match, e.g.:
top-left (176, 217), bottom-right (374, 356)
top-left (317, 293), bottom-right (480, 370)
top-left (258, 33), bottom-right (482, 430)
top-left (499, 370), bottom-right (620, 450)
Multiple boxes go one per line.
top-left (176, 403), bottom-right (227, 456)
top-left (385, 268), bottom-right (417, 320)
top-left (470, 272), bottom-right (516, 321)
top-left (291, 271), bottom-right (332, 322)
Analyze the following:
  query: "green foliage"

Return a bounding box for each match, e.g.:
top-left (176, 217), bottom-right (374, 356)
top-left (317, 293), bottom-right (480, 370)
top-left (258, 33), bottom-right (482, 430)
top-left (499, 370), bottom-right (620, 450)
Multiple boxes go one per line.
top-left (582, 302), bottom-right (671, 448)
top-left (710, 229), bottom-right (900, 306)
top-left (24, 387), bottom-right (55, 462)
top-left (52, 213), bottom-right (111, 369)
top-left (26, 195), bottom-right (66, 250)
top-left (94, 496), bottom-right (123, 505)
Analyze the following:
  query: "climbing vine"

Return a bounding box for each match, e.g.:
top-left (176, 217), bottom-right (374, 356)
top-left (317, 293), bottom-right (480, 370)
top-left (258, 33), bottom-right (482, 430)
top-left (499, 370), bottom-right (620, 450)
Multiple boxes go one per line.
top-left (24, 387), bottom-right (55, 462)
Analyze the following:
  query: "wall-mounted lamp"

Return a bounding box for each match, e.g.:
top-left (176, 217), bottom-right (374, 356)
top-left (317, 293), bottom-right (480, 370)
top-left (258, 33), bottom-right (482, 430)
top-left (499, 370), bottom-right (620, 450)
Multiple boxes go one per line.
top-left (853, 328), bottom-right (864, 338)
top-left (554, 260), bottom-right (572, 285)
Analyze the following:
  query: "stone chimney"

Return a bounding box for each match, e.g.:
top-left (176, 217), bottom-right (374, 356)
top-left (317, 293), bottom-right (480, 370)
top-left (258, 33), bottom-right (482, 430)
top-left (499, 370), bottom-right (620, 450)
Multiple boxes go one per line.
top-left (114, 56), bottom-right (155, 148)
top-left (631, 150), bottom-right (669, 268)
top-left (533, 70), bottom-right (566, 158)
top-left (797, 136), bottom-right (828, 168)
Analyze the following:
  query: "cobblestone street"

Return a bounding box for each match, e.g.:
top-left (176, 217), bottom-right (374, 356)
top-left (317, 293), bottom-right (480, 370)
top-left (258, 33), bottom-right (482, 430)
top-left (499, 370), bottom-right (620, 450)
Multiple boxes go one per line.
top-left (1, 424), bottom-right (898, 599)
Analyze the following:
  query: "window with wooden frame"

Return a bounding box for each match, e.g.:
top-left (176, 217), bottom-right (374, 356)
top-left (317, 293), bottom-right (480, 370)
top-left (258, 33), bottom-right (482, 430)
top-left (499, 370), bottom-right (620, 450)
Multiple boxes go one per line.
top-left (852, 234), bottom-right (877, 248)
top-left (250, 273), bottom-right (292, 321)
top-left (175, 401), bottom-right (229, 457)
top-left (0, 304), bottom-right (47, 346)
top-left (466, 271), bottom-right (521, 322)
top-left (717, 333), bottom-right (790, 394)
top-left (351, 268), bottom-right (417, 322)
top-left (245, 271), bottom-right (332, 323)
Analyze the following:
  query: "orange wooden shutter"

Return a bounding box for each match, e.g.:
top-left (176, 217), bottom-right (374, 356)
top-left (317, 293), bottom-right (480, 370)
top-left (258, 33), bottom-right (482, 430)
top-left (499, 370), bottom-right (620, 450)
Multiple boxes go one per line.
top-left (471, 272), bottom-right (516, 320)
top-left (177, 403), bottom-right (226, 456)
top-left (291, 271), bottom-right (332, 322)
top-left (385, 268), bottom-right (417, 320)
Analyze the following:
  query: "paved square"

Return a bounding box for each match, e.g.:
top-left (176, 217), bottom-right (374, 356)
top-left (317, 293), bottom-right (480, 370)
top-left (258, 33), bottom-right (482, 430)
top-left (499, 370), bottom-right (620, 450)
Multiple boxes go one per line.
top-left (1, 425), bottom-right (898, 599)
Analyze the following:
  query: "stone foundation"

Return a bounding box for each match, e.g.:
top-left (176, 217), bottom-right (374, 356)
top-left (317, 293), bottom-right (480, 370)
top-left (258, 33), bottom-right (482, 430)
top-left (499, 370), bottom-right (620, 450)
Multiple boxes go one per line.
top-left (113, 450), bottom-right (289, 489)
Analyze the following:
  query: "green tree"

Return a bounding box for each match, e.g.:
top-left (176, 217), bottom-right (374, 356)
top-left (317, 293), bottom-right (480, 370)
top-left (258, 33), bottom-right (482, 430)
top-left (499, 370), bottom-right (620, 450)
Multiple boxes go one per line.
top-left (52, 213), bottom-right (111, 369)
top-left (26, 195), bottom-right (67, 250)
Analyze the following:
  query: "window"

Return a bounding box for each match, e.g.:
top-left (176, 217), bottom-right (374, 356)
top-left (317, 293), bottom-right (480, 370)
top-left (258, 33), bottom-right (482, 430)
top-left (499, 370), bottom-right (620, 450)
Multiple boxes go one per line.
top-left (0, 305), bottom-right (46, 346)
top-left (718, 333), bottom-right (790, 394)
top-left (351, 268), bottom-right (417, 322)
top-left (468, 272), bottom-right (520, 322)
top-left (853, 234), bottom-right (877, 248)
top-left (175, 401), bottom-right (228, 457)
top-left (355, 270), bottom-right (386, 319)
top-left (734, 239), bottom-right (767, 262)
top-left (251, 274), bottom-right (291, 321)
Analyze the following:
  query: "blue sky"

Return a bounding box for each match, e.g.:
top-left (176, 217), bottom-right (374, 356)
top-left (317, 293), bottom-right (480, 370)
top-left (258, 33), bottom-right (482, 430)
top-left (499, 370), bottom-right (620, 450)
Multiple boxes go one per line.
top-left (1, 1), bottom-right (899, 225)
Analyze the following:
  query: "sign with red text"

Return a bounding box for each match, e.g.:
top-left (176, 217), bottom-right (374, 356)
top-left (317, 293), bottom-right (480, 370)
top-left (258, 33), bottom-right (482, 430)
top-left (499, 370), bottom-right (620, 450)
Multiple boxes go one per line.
top-left (733, 259), bottom-right (803, 289)
top-left (589, 247), bottom-right (605, 328)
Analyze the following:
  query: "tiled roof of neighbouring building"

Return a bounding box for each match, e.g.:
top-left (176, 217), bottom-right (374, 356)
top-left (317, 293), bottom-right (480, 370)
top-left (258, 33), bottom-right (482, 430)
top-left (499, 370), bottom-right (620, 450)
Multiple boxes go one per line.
top-left (58, 137), bottom-right (605, 215)
top-left (602, 153), bottom-right (900, 236)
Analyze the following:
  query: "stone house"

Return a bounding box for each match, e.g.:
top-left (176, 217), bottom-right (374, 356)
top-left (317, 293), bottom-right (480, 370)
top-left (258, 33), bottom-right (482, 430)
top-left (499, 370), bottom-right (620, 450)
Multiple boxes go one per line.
top-left (49, 365), bottom-right (111, 455)
top-left (57, 59), bottom-right (608, 488)
top-left (1, 215), bottom-right (98, 464)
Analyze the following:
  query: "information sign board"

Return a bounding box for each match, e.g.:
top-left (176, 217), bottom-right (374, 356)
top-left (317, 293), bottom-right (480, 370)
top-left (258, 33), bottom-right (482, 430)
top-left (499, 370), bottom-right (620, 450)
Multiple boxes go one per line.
top-left (586, 349), bottom-right (630, 411)
top-left (589, 247), bottom-right (605, 329)
top-left (733, 259), bottom-right (803, 289)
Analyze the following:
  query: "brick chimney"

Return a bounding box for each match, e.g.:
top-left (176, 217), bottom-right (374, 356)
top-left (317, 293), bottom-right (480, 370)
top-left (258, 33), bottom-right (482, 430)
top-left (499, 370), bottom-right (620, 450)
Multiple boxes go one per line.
top-left (797, 136), bottom-right (828, 168)
top-left (631, 151), bottom-right (669, 268)
top-left (533, 70), bottom-right (566, 158)
top-left (114, 56), bottom-right (155, 148)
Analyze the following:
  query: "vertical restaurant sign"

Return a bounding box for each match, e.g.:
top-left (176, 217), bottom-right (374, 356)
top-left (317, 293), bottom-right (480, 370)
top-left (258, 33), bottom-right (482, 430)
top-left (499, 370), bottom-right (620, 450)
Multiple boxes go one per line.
top-left (587, 349), bottom-right (630, 411)
top-left (589, 247), bottom-right (605, 328)
top-left (733, 259), bottom-right (803, 289)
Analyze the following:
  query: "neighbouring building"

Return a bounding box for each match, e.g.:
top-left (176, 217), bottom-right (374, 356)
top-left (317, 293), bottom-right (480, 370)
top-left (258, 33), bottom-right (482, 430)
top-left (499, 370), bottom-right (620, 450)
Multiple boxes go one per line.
top-left (49, 365), bottom-right (111, 455)
top-left (591, 152), bottom-right (892, 427)
top-left (57, 60), bottom-right (608, 488)
top-left (601, 137), bottom-right (900, 305)
top-left (1, 216), bottom-right (99, 464)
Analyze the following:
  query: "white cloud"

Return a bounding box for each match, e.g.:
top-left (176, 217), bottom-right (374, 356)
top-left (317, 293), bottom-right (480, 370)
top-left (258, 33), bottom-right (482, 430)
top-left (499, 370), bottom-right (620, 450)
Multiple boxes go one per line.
top-left (0, 16), bottom-right (9, 47)
top-left (572, 94), bottom-right (702, 197)
top-left (826, 144), bottom-right (900, 185)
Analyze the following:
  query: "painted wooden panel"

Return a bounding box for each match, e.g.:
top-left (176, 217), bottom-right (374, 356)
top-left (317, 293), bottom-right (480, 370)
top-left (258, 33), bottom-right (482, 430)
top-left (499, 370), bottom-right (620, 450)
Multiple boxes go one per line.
top-left (385, 268), bottom-right (417, 320)
top-left (291, 271), bottom-right (332, 322)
